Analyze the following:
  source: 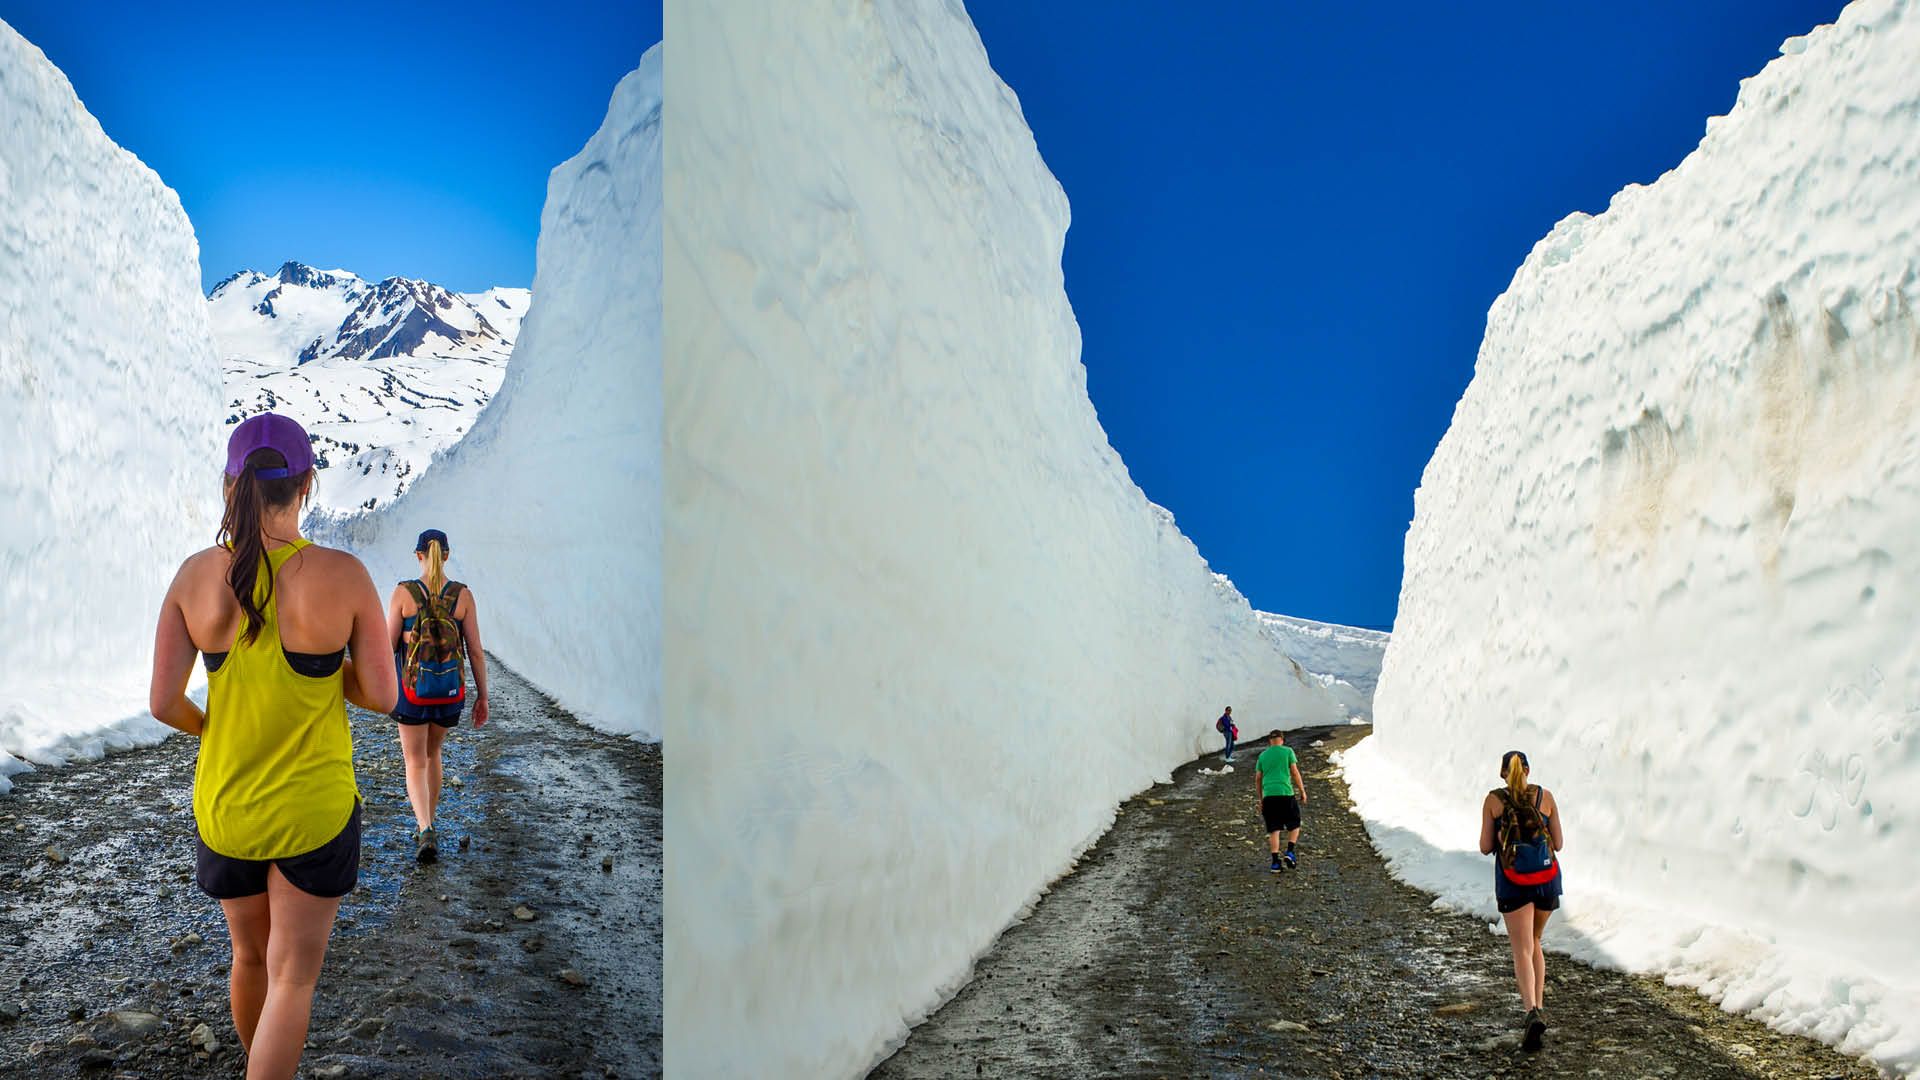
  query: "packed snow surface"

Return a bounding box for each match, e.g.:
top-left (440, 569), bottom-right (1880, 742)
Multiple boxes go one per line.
top-left (1342, 2), bottom-right (1920, 1073)
top-left (1257, 610), bottom-right (1389, 720)
top-left (313, 46), bottom-right (661, 741)
top-left (211, 263), bottom-right (531, 515)
top-left (665, 4), bottom-right (1344, 1075)
top-left (0, 19), bottom-right (224, 795)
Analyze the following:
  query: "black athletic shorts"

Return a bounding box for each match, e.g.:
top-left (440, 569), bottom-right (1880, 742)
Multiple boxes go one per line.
top-left (195, 801), bottom-right (362, 900)
top-left (1497, 892), bottom-right (1562, 914)
top-left (392, 707), bottom-right (461, 728)
top-left (1261, 794), bottom-right (1301, 833)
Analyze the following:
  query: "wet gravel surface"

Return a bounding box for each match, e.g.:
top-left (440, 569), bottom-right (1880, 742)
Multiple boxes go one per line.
top-left (0, 655), bottom-right (662, 1079)
top-left (870, 724), bottom-right (1883, 1080)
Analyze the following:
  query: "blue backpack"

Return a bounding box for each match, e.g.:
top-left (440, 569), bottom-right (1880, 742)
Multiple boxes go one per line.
top-left (1493, 786), bottom-right (1558, 885)
top-left (400, 579), bottom-right (466, 706)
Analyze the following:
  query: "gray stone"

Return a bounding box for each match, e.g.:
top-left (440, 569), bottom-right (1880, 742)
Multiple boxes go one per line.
top-left (188, 1021), bottom-right (218, 1053)
top-left (107, 1010), bottom-right (165, 1035)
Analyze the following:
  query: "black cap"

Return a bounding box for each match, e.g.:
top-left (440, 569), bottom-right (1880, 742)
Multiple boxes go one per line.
top-left (415, 529), bottom-right (450, 554)
top-left (1502, 750), bottom-right (1529, 773)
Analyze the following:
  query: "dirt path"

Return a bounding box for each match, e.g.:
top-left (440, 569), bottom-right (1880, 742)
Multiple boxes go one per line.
top-left (0, 656), bottom-right (661, 1079)
top-left (869, 724), bottom-right (1881, 1080)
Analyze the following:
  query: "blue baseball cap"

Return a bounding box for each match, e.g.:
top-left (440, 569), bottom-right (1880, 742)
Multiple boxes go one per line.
top-left (415, 529), bottom-right (450, 554)
top-left (225, 412), bottom-right (313, 479)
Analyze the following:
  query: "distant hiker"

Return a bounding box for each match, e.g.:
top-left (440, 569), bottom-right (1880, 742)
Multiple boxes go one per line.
top-left (1479, 749), bottom-right (1564, 1051)
top-left (1254, 730), bottom-right (1307, 871)
top-left (1216, 706), bottom-right (1238, 762)
top-left (388, 528), bottom-right (489, 863)
top-left (149, 412), bottom-right (396, 1080)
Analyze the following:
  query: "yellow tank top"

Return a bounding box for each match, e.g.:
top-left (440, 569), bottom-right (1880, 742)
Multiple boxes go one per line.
top-left (193, 539), bottom-right (358, 860)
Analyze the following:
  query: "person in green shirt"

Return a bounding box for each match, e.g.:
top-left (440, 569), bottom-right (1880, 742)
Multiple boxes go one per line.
top-left (1254, 730), bottom-right (1308, 871)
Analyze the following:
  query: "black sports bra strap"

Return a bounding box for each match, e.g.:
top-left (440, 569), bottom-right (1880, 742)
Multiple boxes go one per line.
top-left (203, 648), bottom-right (344, 677)
top-left (283, 647), bottom-right (345, 678)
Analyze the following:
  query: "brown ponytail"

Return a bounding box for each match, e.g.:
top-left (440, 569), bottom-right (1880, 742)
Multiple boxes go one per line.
top-left (1504, 753), bottom-right (1543, 834)
top-left (216, 448), bottom-right (311, 645)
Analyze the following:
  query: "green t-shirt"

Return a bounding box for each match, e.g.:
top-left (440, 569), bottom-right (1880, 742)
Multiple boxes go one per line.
top-left (1256, 745), bottom-right (1298, 797)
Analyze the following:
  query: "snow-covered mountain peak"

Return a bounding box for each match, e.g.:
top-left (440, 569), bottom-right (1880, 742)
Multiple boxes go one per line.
top-left (272, 260), bottom-right (353, 290)
top-left (211, 260), bottom-right (533, 514)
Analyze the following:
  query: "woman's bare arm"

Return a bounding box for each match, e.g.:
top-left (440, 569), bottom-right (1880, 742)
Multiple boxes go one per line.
top-left (344, 560), bottom-right (398, 714)
top-left (386, 584), bottom-right (408, 653)
top-left (1543, 788), bottom-right (1564, 851)
top-left (458, 590), bottom-right (489, 728)
top-left (149, 564), bottom-right (206, 737)
top-left (1479, 793), bottom-right (1501, 855)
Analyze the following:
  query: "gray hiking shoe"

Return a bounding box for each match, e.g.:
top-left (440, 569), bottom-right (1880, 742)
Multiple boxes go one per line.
top-left (416, 825), bottom-right (439, 864)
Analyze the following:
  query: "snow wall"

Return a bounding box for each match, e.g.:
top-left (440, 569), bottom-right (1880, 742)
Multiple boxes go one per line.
top-left (0, 21), bottom-right (223, 794)
top-left (1342, 1), bottom-right (1920, 1072)
top-left (1257, 611), bottom-right (1390, 721)
top-left (312, 46), bottom-right (662, 741)
top-left (664, 3), bottom-right (1346, 1076)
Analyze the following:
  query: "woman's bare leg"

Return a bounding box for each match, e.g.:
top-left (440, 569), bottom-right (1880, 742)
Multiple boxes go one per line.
top-left (398, 723), bottom-right (434, 831)
top-left (1533, 907), bottom-right (1552, 1004)
top-left (219, 893), bottom-right (272, 1051)
top-left (1501, 906), bottom-right (1540, 1009)
top-left (425, 723), bottom-right (450, 824)
top-left (244, 865), bottom-right (340, 1080)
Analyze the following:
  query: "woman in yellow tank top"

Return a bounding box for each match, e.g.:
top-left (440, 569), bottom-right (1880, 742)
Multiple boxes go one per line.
top-left (148, 413), bottom-right (396, 1080)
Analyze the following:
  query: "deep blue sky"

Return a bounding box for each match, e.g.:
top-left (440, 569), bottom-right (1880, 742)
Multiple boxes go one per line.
top-left (966, 1), bottom-right (1849, 631)
top-left (1, 1), bottom-right (661, 294)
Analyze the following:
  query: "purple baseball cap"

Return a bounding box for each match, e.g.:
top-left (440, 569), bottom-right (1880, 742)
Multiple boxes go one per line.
top-left (225, 412), bottom-right (314, 479)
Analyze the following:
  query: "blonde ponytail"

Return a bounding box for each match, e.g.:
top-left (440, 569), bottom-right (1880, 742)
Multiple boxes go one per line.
top-left (1504, 753), bottom-right (1542, 833)
top-left (423, 539), bottom-right (448, 595)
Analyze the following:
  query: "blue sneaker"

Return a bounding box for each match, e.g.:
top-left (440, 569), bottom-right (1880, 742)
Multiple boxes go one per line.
top-left (1269, 856), bottom-right (1282, 873)
top-left (1284, 850), bottom-right (1297, 869)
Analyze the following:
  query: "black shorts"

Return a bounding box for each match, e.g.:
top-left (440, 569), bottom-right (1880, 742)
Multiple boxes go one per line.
top-left (1497, 892), bottom-right (1562, 914)
top-left (393, 706), bottom-right (462, 728)
top-left (1261, 795), bottom-right (1301, 833)
top-left (196, 801), bottom-right (361, 900)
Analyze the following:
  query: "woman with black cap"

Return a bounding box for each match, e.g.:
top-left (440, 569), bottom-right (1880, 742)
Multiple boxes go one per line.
top-left (1479, 749), bottom-right (1564, 1051)
top-left (387, 527), bottom-right (488, 863)
top-left (150, 411), bottom-right (396, 1080)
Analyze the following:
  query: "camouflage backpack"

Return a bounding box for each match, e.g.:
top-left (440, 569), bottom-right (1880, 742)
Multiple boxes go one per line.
top-left (400, 579), bottom-right (466, 706)
top-left (1491, 785), bottom-right (1558, 885)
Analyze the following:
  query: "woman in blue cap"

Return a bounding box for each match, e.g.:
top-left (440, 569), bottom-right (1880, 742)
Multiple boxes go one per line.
top-left (149, 411), bottom-right (396, 1080)
top-left (386, 527), bottom-right (489, 863)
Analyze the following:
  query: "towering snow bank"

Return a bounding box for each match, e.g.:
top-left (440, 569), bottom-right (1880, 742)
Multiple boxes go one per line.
top-left (0, 20), bottom-right (224, 794)
top-left (1257, 611), bottom-right (1390, 720)
top-left (665, 4), bottom-right (1344, 1075)
top-left (1344, 1), bottom-right (1920, 1072)
top-left (312, 46), bottom-right (661, 740)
